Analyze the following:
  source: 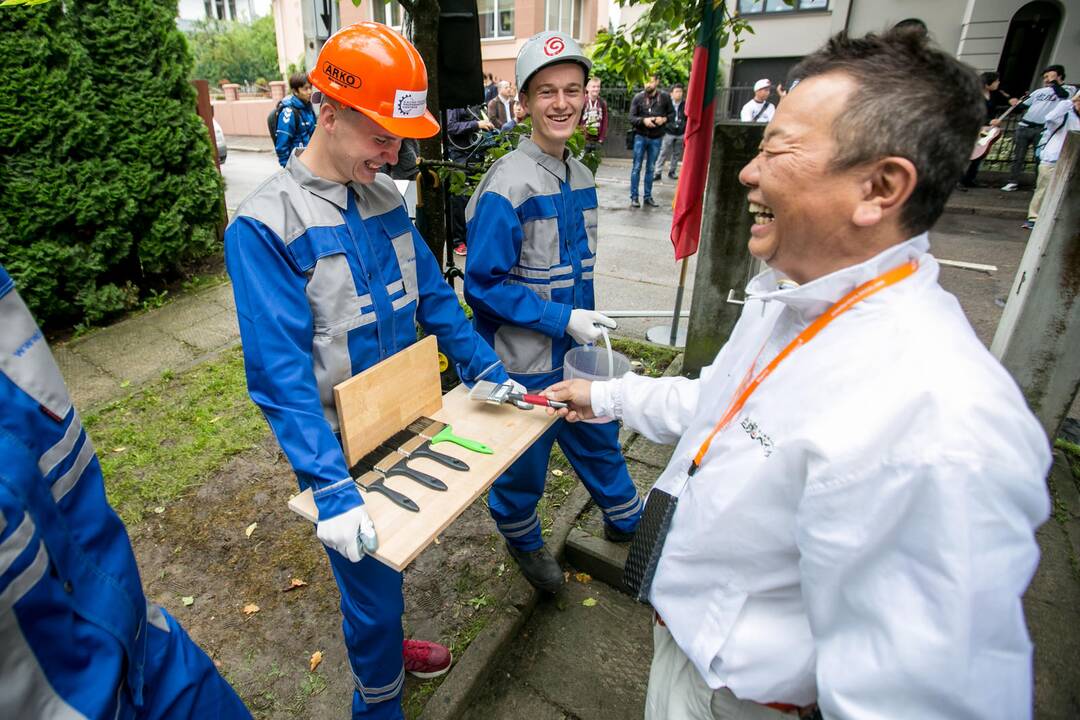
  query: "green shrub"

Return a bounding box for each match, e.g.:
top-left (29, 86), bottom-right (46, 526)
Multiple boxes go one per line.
top-left (0, 1), bottom-right (224, 329)
top-left (187, 15), bottom-right (280, 87)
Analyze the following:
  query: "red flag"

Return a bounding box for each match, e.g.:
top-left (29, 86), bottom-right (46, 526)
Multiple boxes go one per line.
top-left (670, 3), bottom-right (720, 260)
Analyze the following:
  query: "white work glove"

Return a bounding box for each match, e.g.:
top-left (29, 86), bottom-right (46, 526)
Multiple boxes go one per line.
top-left (317, 505), bottom-right (378, 563)
top-left (566, 309), bottom-right (617, 345)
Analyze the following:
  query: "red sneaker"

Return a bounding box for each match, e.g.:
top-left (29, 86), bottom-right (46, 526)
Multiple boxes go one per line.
top-left (403, 639), bottom-right (452, 678)
top-left (453, 242), bottom-right (467, 256)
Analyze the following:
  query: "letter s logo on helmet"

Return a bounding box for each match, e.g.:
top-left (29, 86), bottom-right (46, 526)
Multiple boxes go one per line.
top-left (516, 31), bottom-right (591, 95)
top-left (308, 22), bottom-right (440, 139)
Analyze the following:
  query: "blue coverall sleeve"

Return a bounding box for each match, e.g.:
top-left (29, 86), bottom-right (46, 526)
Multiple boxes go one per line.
top-left (411, 227), bottom-right (508, 385)
top-left (464, 191), bottom-right (572, 338)
top-left (274, 105), bottom-right (297, 167)
top-left (225, 217), bottom-right (362, 520)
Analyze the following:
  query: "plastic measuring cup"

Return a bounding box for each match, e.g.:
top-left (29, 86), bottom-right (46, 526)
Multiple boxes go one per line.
top-left (563, 325), bottom-right (631, 423)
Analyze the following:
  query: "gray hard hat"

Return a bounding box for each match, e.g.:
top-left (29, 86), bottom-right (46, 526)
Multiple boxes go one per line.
top-left (515, 31), bottom-right (591, 94)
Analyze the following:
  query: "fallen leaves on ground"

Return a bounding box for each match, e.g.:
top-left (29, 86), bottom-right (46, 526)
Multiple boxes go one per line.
top-left (153, 506), bottom-right (165, 514)
top-left (551, 469), bottom-right (564, 477)
top-left (574, 572), bottom-right (592, 584)
top-left (243, 603), bottom-right (260, 615)
top-left (113, 447), bottom-right (127, 453)
top-left (181, 596), bottom-right (194, 607)
top-left (310, 650), bottom-right (323, 671)
top-left (582, 597), bottom-right (598, 607)
top-left (244, 522), bottom-right (257, 538)
top-left (284, 578), bottom-right (308, 592)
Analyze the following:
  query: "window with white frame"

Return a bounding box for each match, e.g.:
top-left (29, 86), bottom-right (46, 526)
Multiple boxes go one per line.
top-left (545, 0), bottom-right (581, 38)
top-left (738, 0), bottom-right (828, 14)
top-left (479, 0), bottom-right (514, 39)
top-left (372, 0), bottom-right (405, 30)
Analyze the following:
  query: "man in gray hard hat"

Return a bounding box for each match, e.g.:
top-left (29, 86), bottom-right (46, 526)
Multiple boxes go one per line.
top-left (463, 31), bottom-right (643, 594)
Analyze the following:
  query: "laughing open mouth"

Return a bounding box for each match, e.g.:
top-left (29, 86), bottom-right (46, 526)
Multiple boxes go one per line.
top-left (749, 201), bottom-right (774, 225)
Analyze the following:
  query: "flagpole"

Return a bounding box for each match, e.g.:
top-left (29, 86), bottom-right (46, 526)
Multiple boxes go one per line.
top-left (668, 256), bottom-right (689, 346)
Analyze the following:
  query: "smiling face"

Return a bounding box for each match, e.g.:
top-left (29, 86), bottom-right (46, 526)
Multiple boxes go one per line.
top-left (320, 100), bottom-right (402, 185)
top-left (738, 73), bottom-right (896, 284)
top-left (520, 62), bottom-right (585, 157)
top-left (1043, 70), bottom-right (1062, 85)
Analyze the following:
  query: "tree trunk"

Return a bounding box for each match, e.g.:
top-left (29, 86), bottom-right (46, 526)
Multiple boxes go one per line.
top-left (409, 0), bottom-right (449, 267)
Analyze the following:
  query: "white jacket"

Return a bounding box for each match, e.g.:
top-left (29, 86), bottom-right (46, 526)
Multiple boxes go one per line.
top-left (1039, 99), bottom-right (1079, 164)
top-left (592, 234), bottom-right (1050, 718)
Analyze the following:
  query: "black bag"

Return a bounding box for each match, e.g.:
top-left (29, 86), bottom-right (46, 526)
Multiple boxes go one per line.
top-left (624, 129), bottom-right (635, 151)
top-left (622, 488), bottom-right (678, 604)
top-left (266, 99), bottom-right (286, 140)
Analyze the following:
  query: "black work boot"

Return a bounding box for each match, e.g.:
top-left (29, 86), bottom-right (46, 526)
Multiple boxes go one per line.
top-left (603, 523), bottom-right (636, 543)
top-left (506, 543), bottom-right (564, 593)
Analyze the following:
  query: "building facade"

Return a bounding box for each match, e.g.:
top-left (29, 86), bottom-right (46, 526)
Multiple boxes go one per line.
top-left (177, 0), bottom-right (272, 31)
top-left (721, 0), bottom-right (1078, 103)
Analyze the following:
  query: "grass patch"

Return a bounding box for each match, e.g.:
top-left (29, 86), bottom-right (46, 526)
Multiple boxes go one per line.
top-left (83, 346), bottom-right (267, 524)
top-left (1054, 438), bottom-right (1080, 484)
top-left (609, 336), bottom-right (680, 378)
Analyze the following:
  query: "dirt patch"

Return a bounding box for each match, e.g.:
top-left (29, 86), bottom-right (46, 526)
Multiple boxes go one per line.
top-left (129, 435), bottom-right (523, 718)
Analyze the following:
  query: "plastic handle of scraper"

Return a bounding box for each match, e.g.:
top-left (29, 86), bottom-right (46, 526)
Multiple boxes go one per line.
top-left (430, 425), bottom-right (494, 454)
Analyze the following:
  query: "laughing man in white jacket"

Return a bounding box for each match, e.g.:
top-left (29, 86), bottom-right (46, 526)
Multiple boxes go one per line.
top-left (546, 28), bottom-right (1051, 720)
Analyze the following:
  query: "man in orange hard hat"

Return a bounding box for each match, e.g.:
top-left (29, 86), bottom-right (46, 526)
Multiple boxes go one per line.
top-left (224, 22), bottom-right (512, 718)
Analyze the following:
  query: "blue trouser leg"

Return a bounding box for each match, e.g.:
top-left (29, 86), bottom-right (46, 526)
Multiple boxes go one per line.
top-left (643, 136), bottom-right (661, 200)
top-left (630, 133), bottom-right (646, 200)
top-left (138, 607), bottom-right (251, 719)
top-left (324, 547), bottom-right (406, 719)
top-left (558, 421), bottom-right (642, 533)
top-left (489, 420), bottom-right (642, 551)
top-left (489, 423), bottom-right (560, 552)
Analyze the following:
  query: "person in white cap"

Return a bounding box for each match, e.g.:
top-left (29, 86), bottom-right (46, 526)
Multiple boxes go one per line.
top-left (741, 79), bottom-right (776, 123)
top-left (463, 31), bottom-right (643, 595)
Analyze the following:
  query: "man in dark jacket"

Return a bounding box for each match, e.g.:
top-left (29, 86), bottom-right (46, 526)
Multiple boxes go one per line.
top-left (628, 74), bottom-right (673, 207)
top-left (654, 84), bottom-right (685, 181)
top-left (446, 107), bottom-right (495, 255)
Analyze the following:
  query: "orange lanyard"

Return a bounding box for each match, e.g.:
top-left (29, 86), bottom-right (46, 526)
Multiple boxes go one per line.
top-left (687, 259), bottom-right (919, 476)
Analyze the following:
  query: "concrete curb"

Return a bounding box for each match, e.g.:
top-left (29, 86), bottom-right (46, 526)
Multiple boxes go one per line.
top-left (418, 483), bottom-right (593, 720)
top-left (943, 202), bottom-right (1027, 221)
top-left (1050, 449), bottom-right (1080, 561)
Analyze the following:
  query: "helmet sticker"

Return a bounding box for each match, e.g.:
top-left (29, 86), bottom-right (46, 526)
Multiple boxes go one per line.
top-left (393, 89), bottom-right (428, 118)
top-left (543, 37), bottom-right (565, 57)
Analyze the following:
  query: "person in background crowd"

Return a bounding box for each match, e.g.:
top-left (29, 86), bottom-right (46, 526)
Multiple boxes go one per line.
top-left (628, 74), bottom-right (673, 208)
top-left (0, 264), bottom-right (251, 719)
top-left (1022, 92), bottom-right (1080, 229)
top-left (545, 26), bottom-right (1050, 720)
top-left (1000, 64), bottom-right (1076, 191)
top-left (500, 99), bottom-right (527, 133)
top-left (580, 76), bottom-right (609, 154)
top-left (959, 71), bottom-right (1012, 189)
top-left (655, 84), bottom-right (686, 181)
top-left (740, 78), bottom-right (775, 123)
top-left (487, 80), bottom-right (515, 130)
top-left (274, 71), bottom-right (317, 167)
top-left (483, 72), bottom-right (498, 103)
top-left (446, 106), bottom-right (495, 256)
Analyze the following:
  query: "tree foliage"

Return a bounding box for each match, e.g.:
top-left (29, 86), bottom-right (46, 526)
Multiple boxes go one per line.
top-left (0, 1), bottom-right (224, 328)
top-left (187, 15), bottom-right (280, 86)
top-left (589, 44), bottom-right (691, 89)
top-left (592, 0), bottom-right (752, 88)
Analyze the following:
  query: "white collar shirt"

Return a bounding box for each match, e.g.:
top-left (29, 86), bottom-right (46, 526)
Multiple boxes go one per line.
top-left (592, 235), bottom-right (1050, 717)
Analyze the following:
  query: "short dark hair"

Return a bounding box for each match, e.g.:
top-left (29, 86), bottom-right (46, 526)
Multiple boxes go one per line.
top-left (980, 71), bottom-right (999, 86)
top-left (1043, 64), bottom-right (1065, 80)
top-left (790, 27), bottom-right (983, 235)
top-left (289, 72), bottom-right (309, 93)
top-left (670, 84), bottom-right (684, 92)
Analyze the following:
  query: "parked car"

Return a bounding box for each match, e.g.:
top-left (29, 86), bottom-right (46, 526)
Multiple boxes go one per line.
top-left (213, 118), bottom-right (228, 164)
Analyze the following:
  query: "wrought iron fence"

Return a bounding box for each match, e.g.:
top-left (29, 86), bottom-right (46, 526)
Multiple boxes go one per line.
top-left (597, 85), bottom-right (1038, 178)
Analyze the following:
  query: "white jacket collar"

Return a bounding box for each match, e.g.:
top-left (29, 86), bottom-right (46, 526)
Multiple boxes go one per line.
top-left (745, 233), bottom-right (932, 323)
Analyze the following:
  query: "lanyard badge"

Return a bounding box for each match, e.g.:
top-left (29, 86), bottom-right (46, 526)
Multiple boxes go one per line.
top-left (622, 259), bottom-right (918, 605)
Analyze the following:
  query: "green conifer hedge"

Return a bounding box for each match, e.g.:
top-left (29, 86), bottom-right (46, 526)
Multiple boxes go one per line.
top-left (0, 1), bottom-right (224, 329)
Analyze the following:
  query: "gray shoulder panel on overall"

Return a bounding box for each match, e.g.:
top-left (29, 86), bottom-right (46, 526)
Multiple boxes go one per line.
top-left (466, 148), bottom-right (559, 222)
top-left (567, 157), bottom-right (595, 192)
top-left (352, 173), bottom-right (407, 220)
top-left (233, 171), bottom-right (344, 246)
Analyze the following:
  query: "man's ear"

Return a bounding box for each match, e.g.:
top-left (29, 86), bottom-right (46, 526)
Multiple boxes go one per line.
top-left (852, 156), bottom-right (917, 227)
top-left (318, 102), bottom-right (337, 130)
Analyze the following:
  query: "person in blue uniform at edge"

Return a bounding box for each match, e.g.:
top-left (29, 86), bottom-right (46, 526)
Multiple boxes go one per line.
top-left (224, 22), bottom-right (518, 719)
top-left (0, 264), bottom-right (251, 719)
top-left (463, 31), bottom-right (644, 595)
top-left (275, 71), bottom-right (317, 167)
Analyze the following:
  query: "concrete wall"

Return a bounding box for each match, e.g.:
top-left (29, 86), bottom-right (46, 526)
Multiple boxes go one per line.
top-left (273, 0), bottom-right (307, 76)
top-left (957, 0), bottom-right (1078, 78)
top-left (848, 0), bottom-right (966, 52)
top-left (213, 98), bottom-right (277, 136)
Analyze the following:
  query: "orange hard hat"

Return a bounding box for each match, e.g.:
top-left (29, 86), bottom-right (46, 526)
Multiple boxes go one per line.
top-left (308, 22), bottom-right (440, 139)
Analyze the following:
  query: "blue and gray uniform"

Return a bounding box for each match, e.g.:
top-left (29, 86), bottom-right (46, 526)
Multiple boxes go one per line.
top-left (225, 151), bottom-right (505, 718)
top-left (275, 95), bottom-right (317, 167)
top-left (0, 265), bottom-right (249, 719)
top-left (464, 137), bottom-right (642, 551)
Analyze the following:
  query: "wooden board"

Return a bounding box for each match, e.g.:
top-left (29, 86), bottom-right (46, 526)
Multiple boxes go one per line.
top-left (336, 335), bottom-right (443, 466)
top-left (288, 383), bottom-right (556, 571)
